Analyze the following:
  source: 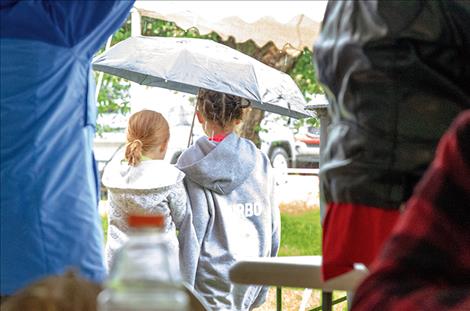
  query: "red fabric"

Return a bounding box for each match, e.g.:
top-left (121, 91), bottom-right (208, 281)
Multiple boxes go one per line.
top-left (208, 133), bottom-right (227, 142)
top-left (322, 202), bottom-right (400, 280)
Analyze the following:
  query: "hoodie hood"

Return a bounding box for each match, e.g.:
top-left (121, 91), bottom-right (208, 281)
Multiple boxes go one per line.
top-left (102, 158), bottom-right (185, 190)
top-left (176, 133), bottom-right (256, 194)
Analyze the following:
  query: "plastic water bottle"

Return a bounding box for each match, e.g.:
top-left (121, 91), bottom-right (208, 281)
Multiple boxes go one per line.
top-left (97, 214), bottom-right (189, 311)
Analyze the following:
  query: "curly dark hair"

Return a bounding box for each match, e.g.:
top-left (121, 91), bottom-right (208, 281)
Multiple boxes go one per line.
top-left (196, 89), bottom-right (250, 129)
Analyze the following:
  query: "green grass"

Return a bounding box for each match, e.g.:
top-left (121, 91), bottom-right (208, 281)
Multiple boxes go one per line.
top-left (101, 215), bottom-right (108, 241)
top-left (101, 208), bottom-right (322, 256)
top-left (279, 209), bottom-right (322, 256)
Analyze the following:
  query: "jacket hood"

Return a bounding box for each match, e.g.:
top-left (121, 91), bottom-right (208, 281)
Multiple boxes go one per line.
top-left (176, 133), bottom-right (256, 194)
top-left (102, 158), bottom-right (185, 190)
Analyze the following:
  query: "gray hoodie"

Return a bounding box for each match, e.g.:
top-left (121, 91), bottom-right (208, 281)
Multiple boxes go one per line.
top-left (176, 133), bottom-right (280, 311)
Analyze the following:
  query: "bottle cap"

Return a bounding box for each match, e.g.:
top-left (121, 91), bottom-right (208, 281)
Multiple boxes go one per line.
top-left (127, 214), bottom-right (164, 228)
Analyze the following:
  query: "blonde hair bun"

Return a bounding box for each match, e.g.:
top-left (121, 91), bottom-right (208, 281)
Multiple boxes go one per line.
top-left (125, 110), bottom-right (169, 166)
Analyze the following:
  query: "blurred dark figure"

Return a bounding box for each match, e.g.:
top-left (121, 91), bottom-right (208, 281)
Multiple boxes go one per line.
top-left (353, 110), bottom-right (470, 310)
top-left (0, 270), bottom-right (102, 311)
top-left (314, 0), bottom-right (470, 280)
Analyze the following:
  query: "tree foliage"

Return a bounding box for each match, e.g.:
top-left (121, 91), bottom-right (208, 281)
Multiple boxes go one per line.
top-left (289, 49), bottom-right (323, 101)
top-left (141, 16), bottom-right (221, 41)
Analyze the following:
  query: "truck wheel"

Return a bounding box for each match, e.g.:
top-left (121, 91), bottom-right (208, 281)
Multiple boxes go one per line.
top-left (270, 147), bottom-right (289, 185)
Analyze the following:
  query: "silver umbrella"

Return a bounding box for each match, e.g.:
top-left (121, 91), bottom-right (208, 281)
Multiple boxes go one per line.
top-left (92, 36), bottom-right (312, 119)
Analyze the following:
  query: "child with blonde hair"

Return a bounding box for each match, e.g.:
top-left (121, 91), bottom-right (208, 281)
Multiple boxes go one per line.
top-left (102, 110), bottom-right (186, 269)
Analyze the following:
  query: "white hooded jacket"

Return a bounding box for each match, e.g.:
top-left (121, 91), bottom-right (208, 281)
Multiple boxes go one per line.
top-left (102, 157), bottom-right (187, 269)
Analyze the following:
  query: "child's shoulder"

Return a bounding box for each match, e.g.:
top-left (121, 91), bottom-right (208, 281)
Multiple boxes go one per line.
top-left (104, 160), bottom-right (184, 190)
top-left (140, 160), bottom-right (185, 185)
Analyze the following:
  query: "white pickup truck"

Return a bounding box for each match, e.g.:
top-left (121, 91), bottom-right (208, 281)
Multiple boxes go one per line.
top-left (260, 116), bottom-right (320, 170)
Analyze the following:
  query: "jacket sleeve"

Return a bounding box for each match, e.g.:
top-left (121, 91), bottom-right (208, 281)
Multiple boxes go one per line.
top-left (315, 0), bottom-right (470, 97)
top-left (168, 181), bottom-right (187, 230)
top-left (313, 0), bottom-right (470, 207)
top-left (43, 0), bottom-right (134, 56)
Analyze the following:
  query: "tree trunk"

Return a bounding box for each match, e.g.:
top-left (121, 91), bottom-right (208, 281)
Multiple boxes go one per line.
top-left (223, 39), bottom-right (297, 147)
top-left (236, 108), bottom-right (265, 147)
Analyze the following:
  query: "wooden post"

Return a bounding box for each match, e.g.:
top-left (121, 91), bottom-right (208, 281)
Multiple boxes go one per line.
top-left (276, 287), bottom-right (282, 311)
top-left (322, 291), bottom-right (333, 311)
top-left (131, 8), bottom-right (141, 37)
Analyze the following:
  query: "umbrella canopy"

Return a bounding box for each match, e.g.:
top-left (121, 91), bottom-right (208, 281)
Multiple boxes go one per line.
top-left (133, 1), bottom-right (326, 51)
top-left (93, 36), bottom-right (312, 119)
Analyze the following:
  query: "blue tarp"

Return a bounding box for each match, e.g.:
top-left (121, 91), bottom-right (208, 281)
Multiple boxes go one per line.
top-left (0, 0), bottom-right (134, 294)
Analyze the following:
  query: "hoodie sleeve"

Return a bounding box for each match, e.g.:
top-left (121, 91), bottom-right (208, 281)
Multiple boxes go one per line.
top-left (177, 178), bottom-right (212, 287)
top-left (270, 201), bottom-right (281, 257)
top-left (269, 160), bottom-right (281, 257)
top-left (168, 181), bottom-right (187, 230)
top-left (251, 158), bottom-right (281, 309)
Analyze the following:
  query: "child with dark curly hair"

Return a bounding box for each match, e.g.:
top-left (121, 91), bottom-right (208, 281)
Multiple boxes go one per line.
top-left (177, 89), bottom-right (280, 310)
